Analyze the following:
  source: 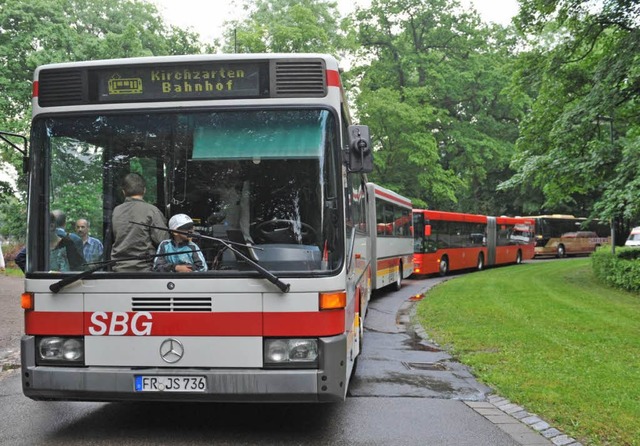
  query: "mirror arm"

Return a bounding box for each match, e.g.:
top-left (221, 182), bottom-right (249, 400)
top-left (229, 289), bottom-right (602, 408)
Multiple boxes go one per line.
top-left (0, 131), bottom-right (29, 173)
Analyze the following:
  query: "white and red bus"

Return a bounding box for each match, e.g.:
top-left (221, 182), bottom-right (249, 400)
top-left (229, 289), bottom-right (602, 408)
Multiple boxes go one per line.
top-left (367, 183), bottom-right (413, 291)
top-left (18, 54), bottom-right (380, 402)
top-left (412, 210), bottom-right (535, 276)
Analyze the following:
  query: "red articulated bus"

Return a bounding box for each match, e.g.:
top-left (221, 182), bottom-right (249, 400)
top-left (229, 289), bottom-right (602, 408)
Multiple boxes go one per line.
top-left (412, 210), bottom-right (535, 276)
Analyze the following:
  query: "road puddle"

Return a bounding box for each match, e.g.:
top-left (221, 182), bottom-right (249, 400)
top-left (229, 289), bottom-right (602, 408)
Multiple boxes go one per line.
top-left (402, 331), bottom-right (441, 352)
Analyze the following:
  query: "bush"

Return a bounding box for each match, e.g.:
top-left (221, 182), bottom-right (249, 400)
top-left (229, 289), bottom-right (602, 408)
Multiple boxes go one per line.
top-left (591, 246), bottom-right (640, 293)
top-left (1, 242), bottom-right (24, 271)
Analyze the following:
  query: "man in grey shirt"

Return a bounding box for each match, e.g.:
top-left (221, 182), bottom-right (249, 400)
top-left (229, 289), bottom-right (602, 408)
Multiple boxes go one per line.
top-left (111, 173), bottom-right (168, 271)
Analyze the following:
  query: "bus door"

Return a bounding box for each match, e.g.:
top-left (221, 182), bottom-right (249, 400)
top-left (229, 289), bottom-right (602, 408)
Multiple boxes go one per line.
top-left (486, 217), bottom-right (497, 266)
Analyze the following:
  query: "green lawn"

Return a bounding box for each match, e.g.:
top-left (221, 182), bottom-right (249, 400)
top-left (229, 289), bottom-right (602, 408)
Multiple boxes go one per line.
top-left (416, 258), bottom-right (640, 446)
top-left (1, 266), bottom-right (23, 278)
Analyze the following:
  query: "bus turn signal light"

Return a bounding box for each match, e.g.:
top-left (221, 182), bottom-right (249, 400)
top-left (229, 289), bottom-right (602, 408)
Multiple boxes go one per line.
top-left (319, 291), bottom-right (346, 310)
top-left (21, 292), bottom-right (34, 310)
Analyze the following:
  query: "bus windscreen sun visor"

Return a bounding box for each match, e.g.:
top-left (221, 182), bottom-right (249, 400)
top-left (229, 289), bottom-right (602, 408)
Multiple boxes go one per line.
top-left (192, 111), bottom-right (326, 160)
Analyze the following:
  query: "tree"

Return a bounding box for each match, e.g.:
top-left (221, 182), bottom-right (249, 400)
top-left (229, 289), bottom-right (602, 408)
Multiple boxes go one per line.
top-left (504, 0), bottom-right (640, 231)
top-left (350, 0), bottom-right (525, 213)
top-left (0, 0), bottom-right (207, 239)
top-left (0, 0), bottom-right (205, 130)
top-left (220, 0), bottom-right (345, 54)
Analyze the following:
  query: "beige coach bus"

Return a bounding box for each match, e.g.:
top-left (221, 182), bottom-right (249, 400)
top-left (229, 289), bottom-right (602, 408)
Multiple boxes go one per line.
top-left (525, 215), bottom-right (610, 257)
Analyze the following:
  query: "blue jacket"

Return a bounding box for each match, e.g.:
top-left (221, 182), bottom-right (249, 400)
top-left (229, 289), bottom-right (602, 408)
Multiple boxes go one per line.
top-left (153, 239), bottom-right (207, 272)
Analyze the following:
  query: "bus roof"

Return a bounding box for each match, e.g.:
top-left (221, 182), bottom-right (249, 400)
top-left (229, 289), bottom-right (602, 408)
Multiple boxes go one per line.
top-left (32, 53), bottom-right (348, 116)
top-left (33, 53), bottom-right (341, 74)
top-left (521, 214), bottom-right (580, 219)
top-left (368, 183), bottom-right (412, 209)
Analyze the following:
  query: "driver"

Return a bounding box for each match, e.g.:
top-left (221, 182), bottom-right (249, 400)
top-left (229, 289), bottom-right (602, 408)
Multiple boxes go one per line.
top-left (207, 164), bottom-right (253, 244)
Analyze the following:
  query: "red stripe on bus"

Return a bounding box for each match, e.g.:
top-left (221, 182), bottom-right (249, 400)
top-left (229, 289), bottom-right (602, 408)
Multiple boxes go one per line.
top-left (377, 257), bottom-right (398, 270)
top-left (374, 189), bottom-right (412, 208)
top-left (25, 311), bottom-right (345, 337)
top-left (86, 313), bottom-right (264, 336)
top-left (326, 70), bottom-right (341, 87)
top-left (264, 310), bottom-right (345, 336)
top-left (25, 311), bottom-right (84, 335)
top-left (416, 209), bottom-right (486, 224)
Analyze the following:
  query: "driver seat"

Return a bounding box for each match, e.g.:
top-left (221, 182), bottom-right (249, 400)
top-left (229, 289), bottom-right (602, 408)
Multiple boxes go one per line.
top-left (226, 229), bottom-right (258, 262)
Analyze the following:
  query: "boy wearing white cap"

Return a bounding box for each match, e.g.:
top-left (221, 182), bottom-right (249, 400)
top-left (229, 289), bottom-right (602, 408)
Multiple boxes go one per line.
top-left (153, 214), bottom-right (207, 272)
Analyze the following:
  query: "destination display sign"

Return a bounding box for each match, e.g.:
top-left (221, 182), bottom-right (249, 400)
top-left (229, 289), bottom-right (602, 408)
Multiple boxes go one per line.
top-left (95, 62), bottom-right (266, 102)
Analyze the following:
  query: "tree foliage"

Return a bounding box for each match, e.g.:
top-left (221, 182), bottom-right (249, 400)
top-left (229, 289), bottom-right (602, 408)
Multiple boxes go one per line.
top-left (0, 0), bottom-right (207, 239)
top-left (2, 0), bottom-right (638, 245)
top-left (505, 0), bottom-right (640, 228)
top-left (348, 0), bottom-right (525, 212)
top-left (220, 0), bottom-right (345, 54)
top-left (0, 0), bottom-right (205, 131)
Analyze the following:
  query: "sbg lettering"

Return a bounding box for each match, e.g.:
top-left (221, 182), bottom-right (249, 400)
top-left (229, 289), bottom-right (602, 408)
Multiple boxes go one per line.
top-left (88, 311), bottom-right (153, 336)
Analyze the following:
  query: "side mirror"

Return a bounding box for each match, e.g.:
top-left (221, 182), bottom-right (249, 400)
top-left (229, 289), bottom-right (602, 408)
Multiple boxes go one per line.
top-left (0, 130), bottom-right (29, 174)
top-left (424, 225), bottom-right (431, 237)
top-left (347, 125), bottom-right (373, 173)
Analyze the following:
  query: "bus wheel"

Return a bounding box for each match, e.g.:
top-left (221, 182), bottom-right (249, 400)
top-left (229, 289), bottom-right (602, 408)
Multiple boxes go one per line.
top-left (557, 245), bottom-right (566, 258)
top-left (439, 256), bottom-right (449, 277)
top-left (476, 253), bottom-right (485, 271)
top-left (516, 250), bottom-right (523, 264)
top-left (393, 262), bottom-right (403, 291)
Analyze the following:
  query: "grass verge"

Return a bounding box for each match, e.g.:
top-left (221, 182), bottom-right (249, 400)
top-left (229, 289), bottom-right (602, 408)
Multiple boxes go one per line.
top-left (416, 258), bottom-right (640, 446)
top-left (1, 267), bottom-right (24, 278)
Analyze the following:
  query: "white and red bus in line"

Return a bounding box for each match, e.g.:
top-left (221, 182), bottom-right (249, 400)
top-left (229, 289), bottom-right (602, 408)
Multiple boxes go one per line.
top-left (367, 183), bottom-right (414, 291)
top-left (16, 53), bottom-right (391, 402)
top-left (412, 210), bottom-right (535, 276)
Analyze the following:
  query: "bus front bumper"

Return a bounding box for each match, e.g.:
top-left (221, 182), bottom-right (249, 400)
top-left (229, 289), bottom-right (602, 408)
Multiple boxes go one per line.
top-left (21, 335), bottom-right (348, 403)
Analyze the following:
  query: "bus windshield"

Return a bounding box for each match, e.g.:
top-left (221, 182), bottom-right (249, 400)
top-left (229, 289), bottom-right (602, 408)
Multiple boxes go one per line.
top-left (31, 108), bottom-right (343, 274)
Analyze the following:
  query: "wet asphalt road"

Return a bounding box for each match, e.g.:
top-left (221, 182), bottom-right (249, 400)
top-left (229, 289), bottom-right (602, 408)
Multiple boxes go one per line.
top-left (350, 275), bottom-right (492, 400)
top-left (0, 273), bottom-right (530, 445)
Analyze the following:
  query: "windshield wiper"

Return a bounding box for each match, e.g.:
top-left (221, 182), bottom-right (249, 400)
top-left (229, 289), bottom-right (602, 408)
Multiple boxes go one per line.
top-left (135, 222), bottom-right (290, 293)
top-left (49, 248), bottom-right (205, 293)
top-left (49, 223), bottom-right (290, 294)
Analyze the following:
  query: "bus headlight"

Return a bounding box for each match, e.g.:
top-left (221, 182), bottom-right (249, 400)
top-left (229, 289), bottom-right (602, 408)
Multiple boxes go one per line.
top-left (36, 337), bottom-right (84, 365)
top-left (264, 339), bottom-right (318, 368)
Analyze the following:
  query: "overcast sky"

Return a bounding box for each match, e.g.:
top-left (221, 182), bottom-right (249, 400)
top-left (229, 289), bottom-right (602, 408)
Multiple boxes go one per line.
top-left (151, 0), bottom-right (519, 46)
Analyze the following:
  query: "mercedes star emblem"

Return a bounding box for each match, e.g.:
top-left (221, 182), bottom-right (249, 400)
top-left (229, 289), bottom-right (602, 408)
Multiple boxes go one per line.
top-left (159, 338), bottom-right (184, 364)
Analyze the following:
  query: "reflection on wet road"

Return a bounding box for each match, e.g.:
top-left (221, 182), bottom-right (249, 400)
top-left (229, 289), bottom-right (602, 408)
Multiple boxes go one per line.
top-left (348, 277), bottom-right (492, 400)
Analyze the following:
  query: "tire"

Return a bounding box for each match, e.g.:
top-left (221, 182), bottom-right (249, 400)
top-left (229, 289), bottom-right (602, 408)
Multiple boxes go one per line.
top-left (393, 262), bottom-right (403, 291)
top-left (516, 250), bottom-right (523, 264)
top-left (476, 253), bottom-right (485, 271)
top-left (557, 244), bottom-right (566, 258)
top-left (438, 256), bottom-right (449, 277)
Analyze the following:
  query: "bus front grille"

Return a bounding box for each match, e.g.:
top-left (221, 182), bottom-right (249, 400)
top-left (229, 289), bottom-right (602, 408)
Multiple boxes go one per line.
top-left (273, 60), bottom-right (326, 97)
top-left (38, 69), bottom-right (87, 106)
top-left (131, 297), bottom-right (213, 312)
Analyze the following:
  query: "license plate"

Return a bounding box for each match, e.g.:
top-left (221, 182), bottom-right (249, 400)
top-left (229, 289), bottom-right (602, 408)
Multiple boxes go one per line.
top-left (134, 375), bottom-right (207, 392)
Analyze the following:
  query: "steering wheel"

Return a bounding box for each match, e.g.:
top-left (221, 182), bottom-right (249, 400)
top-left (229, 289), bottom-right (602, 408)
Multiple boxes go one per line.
top-left (255, 219), bottom-right (317, 244)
